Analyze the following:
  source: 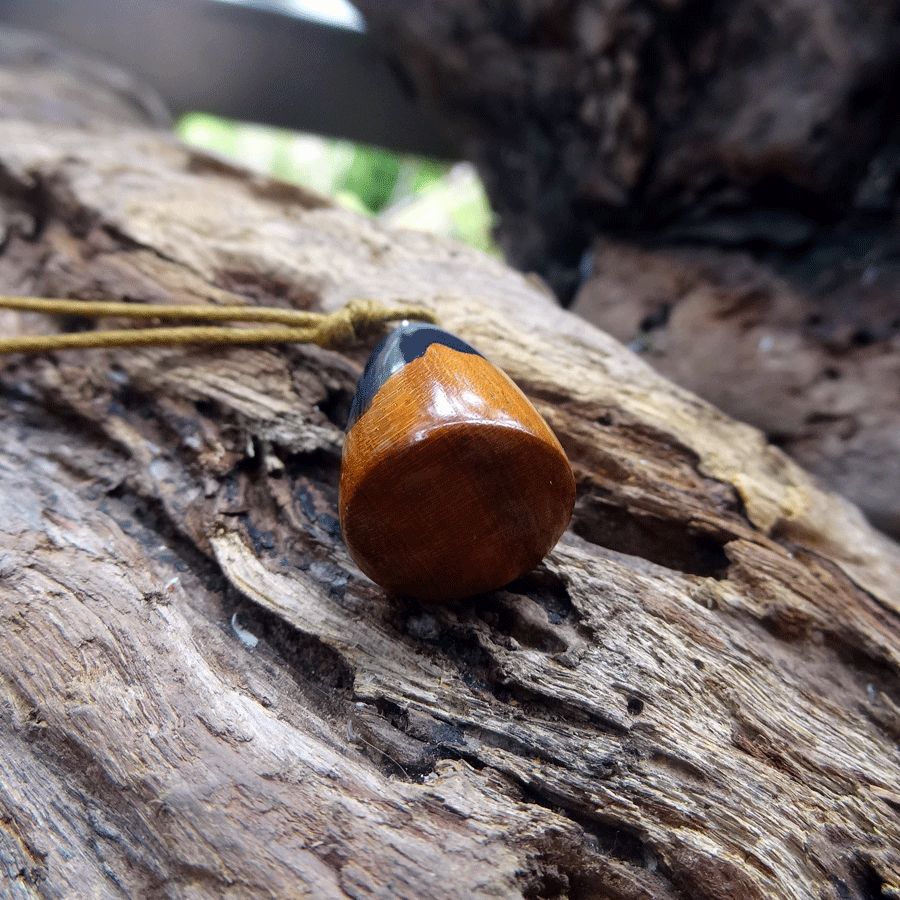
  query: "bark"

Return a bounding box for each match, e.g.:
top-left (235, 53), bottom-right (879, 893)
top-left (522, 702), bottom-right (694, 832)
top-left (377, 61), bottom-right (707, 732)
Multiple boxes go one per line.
top-left (355, 0), bottom-right (900, 299)
top-left (354, 0), bottom-right (900, 540)
top-left (1, 28), bottom-right (900, 900)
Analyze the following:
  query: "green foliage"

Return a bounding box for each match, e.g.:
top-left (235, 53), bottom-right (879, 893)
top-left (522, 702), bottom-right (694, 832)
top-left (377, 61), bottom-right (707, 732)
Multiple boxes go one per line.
top-left (341, 146), bottom-right (402, 212)
top-left (177, 113), bottom-right (496, 253)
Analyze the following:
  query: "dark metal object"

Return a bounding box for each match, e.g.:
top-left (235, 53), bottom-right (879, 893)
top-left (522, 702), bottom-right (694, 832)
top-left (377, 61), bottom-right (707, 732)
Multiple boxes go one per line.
top-left (0, 0), bottom-right (456, 157)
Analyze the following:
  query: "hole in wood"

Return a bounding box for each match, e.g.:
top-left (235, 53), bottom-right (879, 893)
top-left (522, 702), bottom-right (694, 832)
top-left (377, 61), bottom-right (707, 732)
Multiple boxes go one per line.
top-left (571, 495), bottom-right (731, 578)
top-left (316, 385), bottom-right (355, 430)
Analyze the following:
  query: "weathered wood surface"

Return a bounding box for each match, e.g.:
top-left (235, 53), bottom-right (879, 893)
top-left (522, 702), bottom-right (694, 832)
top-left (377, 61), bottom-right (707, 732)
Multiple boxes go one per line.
top-left (572, 239), bottom-right (900, 540)
top-left (2, 33), bottom-right (900, 900)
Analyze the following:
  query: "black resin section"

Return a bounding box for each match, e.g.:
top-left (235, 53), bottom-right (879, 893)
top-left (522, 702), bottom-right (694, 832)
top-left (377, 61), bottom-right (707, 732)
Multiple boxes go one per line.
top-left (346, 320), bottom-right (482, 429)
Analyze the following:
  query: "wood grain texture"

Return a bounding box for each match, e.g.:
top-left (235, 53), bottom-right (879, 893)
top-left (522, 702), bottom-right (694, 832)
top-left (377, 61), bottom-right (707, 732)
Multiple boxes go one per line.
top-left (340, 344), bottom-right (576, 599)
top-left (573, 238), bottom-right (900, 539)
top-left (1, 37), bottom-right (900, 900)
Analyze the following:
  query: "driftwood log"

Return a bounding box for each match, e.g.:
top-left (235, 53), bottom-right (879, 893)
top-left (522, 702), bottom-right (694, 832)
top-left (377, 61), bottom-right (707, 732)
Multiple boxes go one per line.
top-left (2, 30), bottom-right (900, 900)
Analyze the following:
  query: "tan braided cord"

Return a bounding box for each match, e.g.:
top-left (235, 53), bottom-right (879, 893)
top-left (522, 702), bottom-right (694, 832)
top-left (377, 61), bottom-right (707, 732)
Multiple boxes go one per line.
top-left (0, 296), bottom-right (437, 353)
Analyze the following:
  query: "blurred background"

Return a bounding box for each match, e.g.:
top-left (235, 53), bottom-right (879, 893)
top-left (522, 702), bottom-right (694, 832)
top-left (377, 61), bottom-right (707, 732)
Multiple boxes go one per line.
top-left (0, 0), bottom-right (498, 254)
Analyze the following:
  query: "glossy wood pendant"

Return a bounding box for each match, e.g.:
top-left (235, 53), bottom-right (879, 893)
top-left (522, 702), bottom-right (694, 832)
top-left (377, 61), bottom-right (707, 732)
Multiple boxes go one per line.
top-left (339, 321), bottom-right (576, 601)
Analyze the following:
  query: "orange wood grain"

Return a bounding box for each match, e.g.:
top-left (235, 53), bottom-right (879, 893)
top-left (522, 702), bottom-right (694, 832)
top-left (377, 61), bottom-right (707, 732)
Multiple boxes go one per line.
top-left (340, 343), bottom-right (576, 600)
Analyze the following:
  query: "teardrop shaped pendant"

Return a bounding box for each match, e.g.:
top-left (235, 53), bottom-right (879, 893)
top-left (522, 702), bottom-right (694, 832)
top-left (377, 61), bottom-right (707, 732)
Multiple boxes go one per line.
top-left (339, 321), bottom-right (575, 601)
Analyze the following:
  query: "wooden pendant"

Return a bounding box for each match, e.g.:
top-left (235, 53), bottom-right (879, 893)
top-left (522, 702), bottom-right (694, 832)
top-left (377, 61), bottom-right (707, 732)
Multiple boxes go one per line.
top-left (339, 321), bottom-right (576, 601)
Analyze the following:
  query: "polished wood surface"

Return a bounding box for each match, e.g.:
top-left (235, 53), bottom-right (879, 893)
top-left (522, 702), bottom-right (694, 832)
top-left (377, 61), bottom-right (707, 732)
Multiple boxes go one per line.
top-left (340, 342), bottom-right (576, 600)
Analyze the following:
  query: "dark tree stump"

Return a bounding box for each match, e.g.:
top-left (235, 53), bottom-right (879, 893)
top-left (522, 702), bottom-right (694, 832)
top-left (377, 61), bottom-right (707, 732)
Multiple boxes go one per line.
top-left (355, 0), bottom-right (900, 298)
top-left (1, 28), bottom-right (900, 900)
